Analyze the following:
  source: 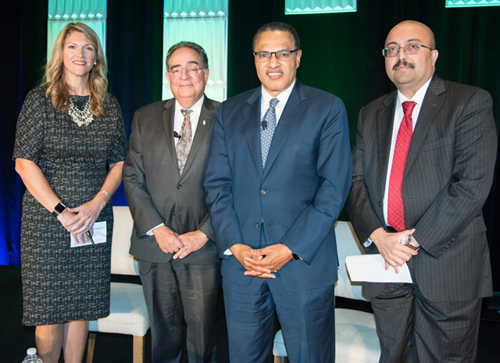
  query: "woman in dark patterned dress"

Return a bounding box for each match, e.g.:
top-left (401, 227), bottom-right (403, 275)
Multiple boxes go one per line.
top-left (13, 23), bottom-right (127, 363)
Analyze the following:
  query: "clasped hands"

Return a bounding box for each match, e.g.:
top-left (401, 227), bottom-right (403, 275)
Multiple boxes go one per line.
top-left (230, 243), bottom-right (294, 279)
top-left (57, 193), bottom-right (108, 243)
top-left (370, 227), bottom-right (419, 273)
top-left (152, 225), bottom-right (208, 259)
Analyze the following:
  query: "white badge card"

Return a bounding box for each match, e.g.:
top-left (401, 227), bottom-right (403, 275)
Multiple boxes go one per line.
top-left (70, 221), bottom-right (107, 247)
top-left (345, 254), bottom-right (413, 283)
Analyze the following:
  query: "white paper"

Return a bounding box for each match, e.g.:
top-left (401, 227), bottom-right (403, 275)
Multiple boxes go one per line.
top-left (70, 221), bottom-right (107, 247)
top-left (346, 254), bottom-right (413, 283)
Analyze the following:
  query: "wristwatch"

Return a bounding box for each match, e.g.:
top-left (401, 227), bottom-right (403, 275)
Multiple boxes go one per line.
top-left (400, 235), bottom-right (411, 246)
top-left (400, 235), bottom-right (420, 250)
top-left (363, 237), bottom-right (373, 248)
top-left (52, 202), bottom-right (66, 218)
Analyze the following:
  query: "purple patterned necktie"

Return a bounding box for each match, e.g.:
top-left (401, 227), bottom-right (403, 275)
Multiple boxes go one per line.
top-left (176, 109), bottom-right (193, 174)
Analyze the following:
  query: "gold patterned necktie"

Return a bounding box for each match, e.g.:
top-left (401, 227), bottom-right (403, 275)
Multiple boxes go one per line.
top-left (176, 109), bottom-right (193, 174)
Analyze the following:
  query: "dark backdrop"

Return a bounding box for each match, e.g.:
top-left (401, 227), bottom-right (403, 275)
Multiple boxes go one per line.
top-left (1, 0), bottom-right (499, 296)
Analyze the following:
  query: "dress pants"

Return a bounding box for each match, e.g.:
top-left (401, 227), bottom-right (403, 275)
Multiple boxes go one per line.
top-left (371, 282), bottom-right (482, 363)
top-left (139, 258), bottom-right (222, 363)
top-left (223, 274), bottom-right (336, 363)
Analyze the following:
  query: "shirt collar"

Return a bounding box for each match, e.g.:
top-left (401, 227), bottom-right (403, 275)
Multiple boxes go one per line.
top-left (397, 77), bottom-right (432, 106)
top-left (175, 95), bottom-right (205, 116)
top-left (261, 79), bottom-right (296, 108)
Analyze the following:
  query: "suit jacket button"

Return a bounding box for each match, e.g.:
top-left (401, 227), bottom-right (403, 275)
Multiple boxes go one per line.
top-left (260, 189), bottom-right (266, 195)
top-left (379, 202), bottom-right (383, 207)
top-left (255, 223), bottom-right (260, 228)
top-left (177, 184), bottom-right (182, 189)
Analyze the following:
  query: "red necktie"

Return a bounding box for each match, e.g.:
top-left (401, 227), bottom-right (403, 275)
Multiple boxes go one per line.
top-left (388, 101), bottom-right (416, 232)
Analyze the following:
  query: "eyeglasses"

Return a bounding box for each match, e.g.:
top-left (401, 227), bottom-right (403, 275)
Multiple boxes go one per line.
top-left (168, 66), bottom-right (205, 78)
top-left (382, 43), bottom-right (434, 57)
top-left (253, 49), bottom-right (300, 61)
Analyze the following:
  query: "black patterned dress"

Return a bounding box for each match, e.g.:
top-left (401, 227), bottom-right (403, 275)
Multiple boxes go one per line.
top-left (13, 86), bottom-right (127, 326)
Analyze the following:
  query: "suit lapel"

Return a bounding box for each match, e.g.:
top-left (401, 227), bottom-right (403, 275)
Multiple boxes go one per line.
top-left (181, 96), bottom-right (215, 176)
top-left (377, 93), bottom-right (397, 198)
top-left (263, 81), bottom-right (305, 176)
top-left (405, 76), bottom-right (446, 174)
top-left (162, 99), bottom-right (178, 174)
top-left (243, 88), bottom-right (263, 177)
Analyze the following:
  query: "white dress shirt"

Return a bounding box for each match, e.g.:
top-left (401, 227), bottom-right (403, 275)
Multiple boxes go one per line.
top-left (260, 79), bottom-right (295, 124)
top-left (147, 95), bottom-right (205, 235)
top-left (383, 77), bottom-right (432, 226)
top-left (173, 95), bottom-right (205, 145)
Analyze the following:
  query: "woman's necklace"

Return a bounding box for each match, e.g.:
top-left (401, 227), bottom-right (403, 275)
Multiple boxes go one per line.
top-left (68, 96), bottom-right (94, 127)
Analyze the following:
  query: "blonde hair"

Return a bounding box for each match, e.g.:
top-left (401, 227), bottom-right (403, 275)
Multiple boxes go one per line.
top-left (43, 23), bottom-right (108, 117)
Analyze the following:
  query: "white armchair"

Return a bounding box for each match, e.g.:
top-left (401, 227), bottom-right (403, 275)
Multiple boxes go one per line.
top-left (86, 206), bottom-right (150, 363)
top-left (273, 221), bottom-right (381, 363)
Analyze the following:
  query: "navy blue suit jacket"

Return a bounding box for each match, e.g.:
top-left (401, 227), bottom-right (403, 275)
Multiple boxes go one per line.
top-left (205, 80), bottom-right (352, 290)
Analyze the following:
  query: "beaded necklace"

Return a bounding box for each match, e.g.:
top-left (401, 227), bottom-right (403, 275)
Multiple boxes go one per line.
top-left (68, 96), bottom-right (94, 127)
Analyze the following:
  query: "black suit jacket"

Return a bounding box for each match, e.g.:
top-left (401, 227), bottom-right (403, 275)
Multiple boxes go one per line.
top-left (123, 96), bottom-right (220, 264)
top-left (347, 76), bottom-right (497, 302)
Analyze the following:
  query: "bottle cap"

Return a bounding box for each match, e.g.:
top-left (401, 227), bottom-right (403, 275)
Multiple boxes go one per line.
top-left (27, 348), bottom-right (37, 355)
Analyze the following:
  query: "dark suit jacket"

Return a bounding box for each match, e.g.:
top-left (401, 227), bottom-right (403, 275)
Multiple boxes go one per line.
top-left (204, 80), bottom-right (352, 290)
top-left (123, 96), bottom-right (220, 265)
top-left (347, 76), bottom-right (497, 302)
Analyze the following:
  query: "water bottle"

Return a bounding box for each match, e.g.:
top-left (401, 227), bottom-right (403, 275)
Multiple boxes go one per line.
top-left (22, 348), bottom-right (43, 363)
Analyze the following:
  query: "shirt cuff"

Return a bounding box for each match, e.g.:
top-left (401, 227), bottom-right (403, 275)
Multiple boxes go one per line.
top-left (145, 223), bottom-right (165, 236)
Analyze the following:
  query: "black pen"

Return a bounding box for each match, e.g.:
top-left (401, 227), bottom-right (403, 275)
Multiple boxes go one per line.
top-left (87, 231), bottom-right (95, 247)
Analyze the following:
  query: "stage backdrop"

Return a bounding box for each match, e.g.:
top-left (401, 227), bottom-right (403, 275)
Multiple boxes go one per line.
top-left (1, 0), bottom-right (499, 297)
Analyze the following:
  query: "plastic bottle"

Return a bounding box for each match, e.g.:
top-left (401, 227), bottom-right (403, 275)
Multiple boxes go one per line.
top-left (22, 348), bottom-right (43, 363)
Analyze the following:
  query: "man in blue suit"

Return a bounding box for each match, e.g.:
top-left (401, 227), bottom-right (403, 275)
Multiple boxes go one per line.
top-left (205, 22), bottom-right (352, 363)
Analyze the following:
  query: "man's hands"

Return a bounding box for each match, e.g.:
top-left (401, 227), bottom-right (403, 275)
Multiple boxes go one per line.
top-left (370, 227), bottom-right (418, 273)
top-left (153, 227), bottom-right (209, 258)
top-left (173, 231), bottom-right (209, 259)
top-left (153, 225), bottom-right (184, 254)
top-left (230, 243), bottom-right (294, 279)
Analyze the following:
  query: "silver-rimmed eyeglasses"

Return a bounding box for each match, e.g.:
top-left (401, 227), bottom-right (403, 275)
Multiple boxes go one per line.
top-left (254, 49), bottom-right (300, 61)
top-left (382, 43), bottom-right (434, 57)
top-left (168, 66), bottom-right (205, 78)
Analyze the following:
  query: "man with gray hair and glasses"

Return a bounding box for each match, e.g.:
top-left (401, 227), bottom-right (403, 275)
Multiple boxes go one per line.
top-left (347, 20), bottom-right (496, 362)
top-left (124, 41), bottom-right (225, 363)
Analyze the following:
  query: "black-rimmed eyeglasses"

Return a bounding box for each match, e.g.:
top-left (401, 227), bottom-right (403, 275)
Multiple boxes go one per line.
top-left (253, 49), bottom-right (300, 61)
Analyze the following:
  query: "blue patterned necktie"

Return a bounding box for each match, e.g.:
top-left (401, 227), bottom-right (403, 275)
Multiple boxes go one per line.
top-left (176, 108), bottom-right (193, 175)
top-left (261, 98), bottom-right (279, 168)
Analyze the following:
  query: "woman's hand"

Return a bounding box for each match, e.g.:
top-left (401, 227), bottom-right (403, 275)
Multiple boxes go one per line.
top-left (61, 193), bottom-right (108, 235)
top-left (56, 209), bottom-right (91, 243)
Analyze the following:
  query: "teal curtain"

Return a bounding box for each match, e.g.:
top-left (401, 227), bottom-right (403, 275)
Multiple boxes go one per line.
top-left (47, 0), bottom-right (107, 61)
top-left (285, 0), bottom-right (357, 14)
top-left (446, 0), bottom-right (500, 8)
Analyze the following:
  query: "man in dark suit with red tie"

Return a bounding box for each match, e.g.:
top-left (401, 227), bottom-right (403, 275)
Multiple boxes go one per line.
top-left (347, 20), bottom-right (497, 362)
